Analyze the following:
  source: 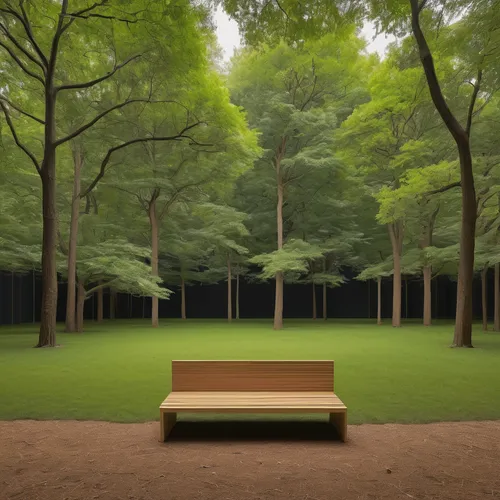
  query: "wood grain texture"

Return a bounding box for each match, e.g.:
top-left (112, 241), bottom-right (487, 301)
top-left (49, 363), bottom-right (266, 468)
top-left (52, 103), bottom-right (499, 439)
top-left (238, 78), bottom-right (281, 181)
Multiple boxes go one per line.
top-left (171, 360), bottom-right (334, 392)
top-left (161, 392), bottom-right (346, 412)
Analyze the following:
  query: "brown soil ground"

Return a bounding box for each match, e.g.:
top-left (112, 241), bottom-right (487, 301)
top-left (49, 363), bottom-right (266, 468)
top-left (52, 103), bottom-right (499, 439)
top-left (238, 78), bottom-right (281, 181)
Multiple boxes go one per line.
top-left (1, 419), bottom-right (500, 500)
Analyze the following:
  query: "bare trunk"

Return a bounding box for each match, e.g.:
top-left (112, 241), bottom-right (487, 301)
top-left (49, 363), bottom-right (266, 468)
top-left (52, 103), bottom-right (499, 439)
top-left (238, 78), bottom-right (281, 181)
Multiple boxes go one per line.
top-left (273, 147), bottom-right (285, 330)
top-left (482, 268), bottom-right (488, 331)
top-left (423, 266), bottom-right (432, 326)
top-left (149, 198), bottom-right (159, 328)
top-left (227, 256), bottom-right (232, 322)
top-left (37, 153), bottom-right (58, 347)
top-left (65, 147), bottom-right (83, 332)
top-left (76, 281), bottom-right (85, 333)
top-left (388, 223), bottom-right (403, 328)
top-left (312, 282), bottom-right (317, 320)
top-left (236, 272), bottom-right (240, 320)
top-left (495, 264), bottom-right (500, 332)
top-left (377, 277), bottom-right (382, 325)
top-left (97, 285), bottom-right (103, 322)
top-left (323, 282), bottom-right (327, 320)
top-left (110, 289), bottom-right (116, 320)
top-left (181, 278), bottom-right (186, 320)
top-left (453, 144), bottom-right (476, 347)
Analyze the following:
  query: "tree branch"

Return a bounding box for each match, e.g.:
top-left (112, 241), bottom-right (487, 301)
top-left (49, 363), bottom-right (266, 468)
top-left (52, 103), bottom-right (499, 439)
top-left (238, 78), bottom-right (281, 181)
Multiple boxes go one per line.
top-left (426, 181), bottom-right (461, 196)
top-left (409, 0), bottom-right (467, 144)
top-left (55, 98), bottom-right (152, 147)
top-left (0, 40), bottom-right (44, 84)
top-left (0, 96), bottom-right (44, 124)
top-left (80, 122), bottom-right (205, 197)
top-left (465, 68), bottom-right (483, 137)
top-left (0, 5), bottom-right (48, 67)
top-left (0, 21), bottom-right (46, 73)
top-left (56, 54), bottom-right (142, 92)
top-left (0, 101), bottom-right (41, 174)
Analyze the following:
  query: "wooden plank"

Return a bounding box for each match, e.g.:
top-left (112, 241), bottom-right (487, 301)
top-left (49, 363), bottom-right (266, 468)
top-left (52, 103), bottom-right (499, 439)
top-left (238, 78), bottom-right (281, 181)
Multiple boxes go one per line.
top-left (160, 391), bottom-right (346, 412)
top-left (171, 361), bottom-right (334, 392)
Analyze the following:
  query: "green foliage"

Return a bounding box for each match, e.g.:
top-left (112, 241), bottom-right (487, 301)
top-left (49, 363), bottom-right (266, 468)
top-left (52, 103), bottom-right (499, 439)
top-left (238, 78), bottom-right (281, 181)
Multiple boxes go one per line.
top-left (250, 239), bottom-right (324, 280)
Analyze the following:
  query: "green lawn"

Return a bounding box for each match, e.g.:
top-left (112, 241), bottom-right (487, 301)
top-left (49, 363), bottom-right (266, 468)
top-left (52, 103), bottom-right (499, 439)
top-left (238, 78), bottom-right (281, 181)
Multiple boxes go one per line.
top-left (1, 319), bottom-right (499, 425)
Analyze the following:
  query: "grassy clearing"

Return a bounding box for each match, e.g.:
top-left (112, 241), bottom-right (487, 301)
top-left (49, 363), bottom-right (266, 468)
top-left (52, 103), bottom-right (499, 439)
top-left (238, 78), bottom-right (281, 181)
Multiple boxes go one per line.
top-left (1, 319), bottom-right (499, 424)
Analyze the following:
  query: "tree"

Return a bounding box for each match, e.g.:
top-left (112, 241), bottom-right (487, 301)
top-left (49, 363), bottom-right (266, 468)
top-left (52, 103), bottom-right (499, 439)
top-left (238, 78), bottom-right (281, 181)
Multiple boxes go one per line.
top-left (339, 61), bottom-right (436, 327)
top-left (369, 0), bottom-right (500, 346)
top-left (229, 32), bottom-right (368, 329)
top-left (0, 0), bottom-right (217, 346)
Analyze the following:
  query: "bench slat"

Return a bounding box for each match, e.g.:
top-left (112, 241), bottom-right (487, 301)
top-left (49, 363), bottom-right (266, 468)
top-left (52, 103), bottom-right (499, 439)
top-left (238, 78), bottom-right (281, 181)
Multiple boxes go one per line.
top-left (161, 391), bottom-right (346, 412)
top-left (172, 360), bottom-right (334, 392)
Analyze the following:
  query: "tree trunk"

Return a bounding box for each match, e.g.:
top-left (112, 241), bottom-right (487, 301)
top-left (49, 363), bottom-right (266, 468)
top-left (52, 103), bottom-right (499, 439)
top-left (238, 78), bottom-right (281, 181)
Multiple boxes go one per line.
top-left (76, 282), bottom-right (85, 333)
top-left (181, 278), bottom-right (186, 320)
top-left (423, 266), bottom-right (432, 327)
top-left (273, 147), bottom-right (285, 330)
top-left (388, 223), bottom-right (403, 328)
top-left (97, 285), bottom-right (103, 323)
top-left (312, 282), bottom-right (317, 320)
top-left (452, 144), bottom-right (476, 346)
top-left (110, 289), bottom-right (116, 320)
top-left (37, 152), bottom-right (58, 347)
top-left (323, 282), bottom-right (327, 320)
top-left (236, 272), bottom-right (240, 320)
top-left (227, 256), bottom-right (232, 322)
top-left (149, 197), bottom-right (159, 328)
top-left (482, 268), bottom-right (488, 331)
top-left (495, 264), bottom-right (500, 332)
top-left (377, 277), bottom-right (382, 325)
top-left (409, 1), bottom-right (477, 347)
top-left (65, 146), bottom-right (83, 333)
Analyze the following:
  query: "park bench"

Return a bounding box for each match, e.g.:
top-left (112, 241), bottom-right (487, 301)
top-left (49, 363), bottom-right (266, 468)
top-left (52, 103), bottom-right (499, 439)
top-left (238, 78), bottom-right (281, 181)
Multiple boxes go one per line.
top-left (159, 360), bottom-right (347, 442)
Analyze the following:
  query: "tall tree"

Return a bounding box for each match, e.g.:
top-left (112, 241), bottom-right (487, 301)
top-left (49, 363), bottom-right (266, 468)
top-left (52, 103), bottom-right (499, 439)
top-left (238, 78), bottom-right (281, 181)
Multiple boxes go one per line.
top-left (0, 0), bottom-right (216, 346)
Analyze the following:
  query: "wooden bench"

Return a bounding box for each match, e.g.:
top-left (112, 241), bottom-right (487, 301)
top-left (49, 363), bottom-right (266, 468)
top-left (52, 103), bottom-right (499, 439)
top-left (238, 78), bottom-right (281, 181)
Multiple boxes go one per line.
top-left (159, 360), bottom-right (347, 442)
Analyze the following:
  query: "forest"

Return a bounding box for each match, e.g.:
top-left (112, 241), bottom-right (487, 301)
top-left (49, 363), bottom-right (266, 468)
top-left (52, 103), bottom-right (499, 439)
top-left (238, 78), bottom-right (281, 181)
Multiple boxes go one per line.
top-left (1, 0), bottom-right (499, 348)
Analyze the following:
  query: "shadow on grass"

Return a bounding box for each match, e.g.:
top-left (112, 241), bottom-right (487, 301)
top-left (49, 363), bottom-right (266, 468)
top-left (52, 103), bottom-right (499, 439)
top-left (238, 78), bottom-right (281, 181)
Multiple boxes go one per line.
top-left (166, 420), bottom-right (343, 442)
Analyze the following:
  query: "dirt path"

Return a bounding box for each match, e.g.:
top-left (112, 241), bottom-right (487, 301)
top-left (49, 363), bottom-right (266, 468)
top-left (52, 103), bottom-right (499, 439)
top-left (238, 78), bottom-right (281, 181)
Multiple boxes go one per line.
top-left (1, 420), bottom-right (499, 500)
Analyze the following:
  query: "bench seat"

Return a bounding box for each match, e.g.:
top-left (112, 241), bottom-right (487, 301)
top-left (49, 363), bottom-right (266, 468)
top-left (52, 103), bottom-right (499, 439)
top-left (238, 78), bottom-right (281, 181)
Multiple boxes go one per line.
top-left (161, 391), bottom-right (346, 412)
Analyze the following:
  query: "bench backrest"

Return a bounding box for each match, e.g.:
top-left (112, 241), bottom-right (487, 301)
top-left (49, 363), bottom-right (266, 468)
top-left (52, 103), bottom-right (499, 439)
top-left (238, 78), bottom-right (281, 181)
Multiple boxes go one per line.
top-left (171, 360), bottom-right (334, 392)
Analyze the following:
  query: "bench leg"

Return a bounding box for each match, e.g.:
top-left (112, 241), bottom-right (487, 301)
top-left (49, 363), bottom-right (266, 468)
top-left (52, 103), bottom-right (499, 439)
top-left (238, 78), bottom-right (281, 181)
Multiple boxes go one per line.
top-left (160, 411), bottom-right (177, 442)
top-left (329, 411), bottom-right (347, 442)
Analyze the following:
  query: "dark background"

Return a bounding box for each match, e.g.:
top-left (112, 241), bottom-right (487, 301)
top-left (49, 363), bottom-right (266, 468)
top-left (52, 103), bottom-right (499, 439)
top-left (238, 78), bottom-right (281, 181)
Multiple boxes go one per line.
top-left (0, 268), bottom-right (492, 325)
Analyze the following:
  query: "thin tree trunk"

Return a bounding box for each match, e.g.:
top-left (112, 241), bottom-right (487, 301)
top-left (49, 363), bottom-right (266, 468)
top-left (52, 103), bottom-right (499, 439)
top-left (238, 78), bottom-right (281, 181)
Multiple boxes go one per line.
top-left (377, 277), bottom-right (382, 325)
top-left (312, 282), bottom-right (317, 320)
top-left (495, 264), bottom-right (500, 332)
top-left (97, 284), bottom-right (103, 323)
top-left (388, 223), bottom-right (403, 328)
top-left (227, 256), bottom-right (232, 322)
top-left (482, 268), bottom-right (488, 331)
top-left (65, 146), bottom-right (83, 332)
top-left (323, 282), bottom-right (327, 320)
top-left (423, 266), bottom-right (432, 327)
top-left (420, 210), bottom-right (437, 327)
top-left (236, 272), bottom-right (240, 320)
top-left (76, 282), bottom-right (85, 333)
top-left (273, 145), bottom-right (285, 330)
top-left (110, 289), bottom-right (116, 320)
top-left (181, 278), bottom-right (186, 320)
top-left (149, 196), bottom-right (159, 328)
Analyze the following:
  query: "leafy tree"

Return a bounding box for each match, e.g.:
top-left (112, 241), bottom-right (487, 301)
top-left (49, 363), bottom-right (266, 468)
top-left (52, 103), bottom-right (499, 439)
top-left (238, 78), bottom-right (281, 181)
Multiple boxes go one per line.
top-left (229, 31), bottom-right (368, 329)
top-left (0, 0), bottom-right (218, 346)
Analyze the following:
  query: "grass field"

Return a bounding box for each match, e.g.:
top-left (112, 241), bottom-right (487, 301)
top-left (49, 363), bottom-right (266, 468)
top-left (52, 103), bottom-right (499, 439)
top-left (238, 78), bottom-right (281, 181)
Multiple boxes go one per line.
top-left (1, 319), bottom-right (500, 425)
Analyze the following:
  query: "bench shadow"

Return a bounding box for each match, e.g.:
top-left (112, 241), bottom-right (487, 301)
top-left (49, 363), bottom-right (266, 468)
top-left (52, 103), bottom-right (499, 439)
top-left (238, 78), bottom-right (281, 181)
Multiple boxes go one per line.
top-left (167, 420), bottom-right (342, 442)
